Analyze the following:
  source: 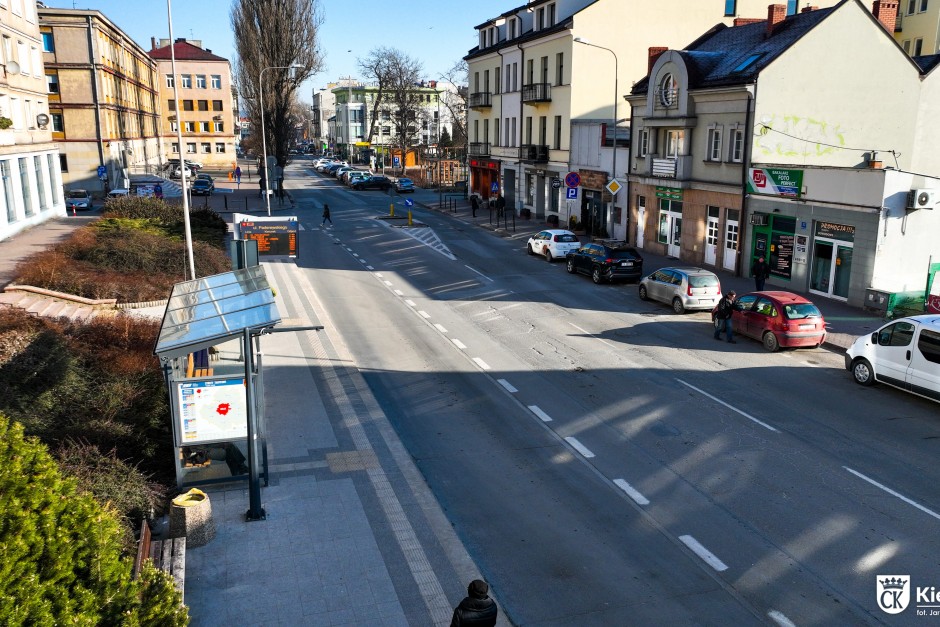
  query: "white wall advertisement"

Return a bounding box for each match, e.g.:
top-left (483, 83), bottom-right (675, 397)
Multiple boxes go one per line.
top-left (174, 377), bottom-right (248, 445)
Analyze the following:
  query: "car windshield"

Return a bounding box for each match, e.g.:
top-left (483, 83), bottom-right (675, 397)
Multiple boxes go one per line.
top-left (399, 178), bottom-right (412, 184)
top-left (689, 275), bottom-right (719, 287)
top-left (68, 191), bottom-right (87, 198)
top-left (554, 234), bottom-right (578, 243)
top-left (609, 249), bottom-right (639, 259)
top-left (783, 303), bottom-right (821, 319)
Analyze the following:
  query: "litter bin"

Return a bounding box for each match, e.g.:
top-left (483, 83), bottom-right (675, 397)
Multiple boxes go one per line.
top-left (170, 488), bottom-right (215, 547)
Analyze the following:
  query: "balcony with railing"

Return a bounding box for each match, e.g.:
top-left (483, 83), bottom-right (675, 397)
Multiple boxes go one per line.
top-left (468, 142), bottom-right (491, 157)
top-left (520, 144), bottom-right (549, 163)
top-left (468, 92), bottom-right (492, 109)
top-left (521, 83), bottom-right (551, 103)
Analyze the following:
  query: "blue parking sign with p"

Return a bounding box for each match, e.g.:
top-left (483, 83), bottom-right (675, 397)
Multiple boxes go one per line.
top-left (566, 187), bottom-right (579, 200)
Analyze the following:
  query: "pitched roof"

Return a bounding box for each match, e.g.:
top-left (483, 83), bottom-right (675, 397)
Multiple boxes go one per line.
top-left (149, 40), bottom-right (228, 63)
top-left (913, 53), bottom-right (940, 74)
top-left (632, 5), bottom-right (835, 94)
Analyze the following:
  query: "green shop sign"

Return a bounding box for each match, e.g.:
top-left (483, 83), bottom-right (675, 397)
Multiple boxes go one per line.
top-left (655, 186), bottom-right (683, 200)
top-left (747, 168), bottom-right (804, 198)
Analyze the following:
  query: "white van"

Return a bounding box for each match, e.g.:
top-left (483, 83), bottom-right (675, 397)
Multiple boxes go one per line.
top-left (845, 314), bottom-right (940, 403)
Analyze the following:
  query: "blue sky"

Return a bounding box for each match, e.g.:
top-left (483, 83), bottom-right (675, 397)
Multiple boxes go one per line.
top-left (44, 0), bottom-right (510, 100)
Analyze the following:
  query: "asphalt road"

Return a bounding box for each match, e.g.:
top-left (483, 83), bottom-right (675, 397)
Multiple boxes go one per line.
top-left (287, 161), bottom-right (940, 626)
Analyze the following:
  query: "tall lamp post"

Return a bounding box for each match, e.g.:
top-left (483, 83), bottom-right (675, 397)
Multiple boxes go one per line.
top-left (574, 37), bottom-right (619, 238)
top-left (259, 64), bottom-right (301, 216)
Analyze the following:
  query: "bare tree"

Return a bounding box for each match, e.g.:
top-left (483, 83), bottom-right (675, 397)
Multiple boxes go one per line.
top-left (357, 47), bottom-right (397, 146)
top-left (371, 50), bottom-right (424, 172)
top-left (231, 0), bottom-right (324, 170)
top-left (439, 59), bottom-right (469, 147)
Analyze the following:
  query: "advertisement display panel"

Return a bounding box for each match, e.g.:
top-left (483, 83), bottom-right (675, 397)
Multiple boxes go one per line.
top-left (174, 377), bottom-right (247, 446)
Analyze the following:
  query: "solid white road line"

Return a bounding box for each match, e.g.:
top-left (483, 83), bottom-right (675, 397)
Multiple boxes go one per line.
top-left (464, 265), bottom-right (493, 282)
top-left (613, 479), bottom-right (650, 506)
top-left (434, 324), bottom-right (447, 333)
top-left (767, 610), bottom-right (797, 627)
top-left (497, 379), bottom-right (518, 393)
top-left (567, 322), bottom-right (623, 351)
top-left (565, 436), bottom-right (595, 458)
top-left (418, 311), bottom-right (431, 319)
top-left (472, 357), bottom-right (491, 370)
top-left (678, 535), bottom-right (728, 572)
top-left (844, 466), bottom-right (940, 522)
top-left (452, 339), bottom-right (467, 349)
top-left (527, 405), bottom-right (552, 422)
top-left (405, 299), bottom-right (416, 307)
top-left (676, 379), bottom-right (779, 433)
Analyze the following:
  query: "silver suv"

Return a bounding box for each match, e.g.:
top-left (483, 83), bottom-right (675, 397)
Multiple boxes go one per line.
top-left (638, 267), bottom-right (722, 314)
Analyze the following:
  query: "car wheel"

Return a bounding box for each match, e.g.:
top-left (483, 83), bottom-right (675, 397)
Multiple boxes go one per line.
top-left (592, 267), bottom-right (604, 284)
top-left (527, 244), bottom-right (535, 256)
top-left (762, 331), bottom-right (780, 352)
top-left (566, 259), bottom-right (576, 274)
top-left (638, 285), bottom-right (648, 300)
top-left (672, 297), bottom-right (686, 315)
top-left (852, 358), bottom-right (876, 386)
top-left (545, 249), bottom-right (553, 262)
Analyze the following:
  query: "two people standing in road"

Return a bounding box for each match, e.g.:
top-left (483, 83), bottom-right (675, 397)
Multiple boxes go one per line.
top-left (450, 579), bottom-right (497, 627)
top-left (713, 290), bottom-right (737, 343)
top-left (752, 255), bottom-right (771, 291)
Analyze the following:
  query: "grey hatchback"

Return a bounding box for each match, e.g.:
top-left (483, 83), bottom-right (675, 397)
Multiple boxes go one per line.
top-left (638, 267), bottom-right (722, 314)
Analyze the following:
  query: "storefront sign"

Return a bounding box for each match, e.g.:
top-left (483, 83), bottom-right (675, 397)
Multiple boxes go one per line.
top-left (655, 186), bottom-right (682, 200)
top-left (794, 235), bottom-right (808, 264)
top-left (747, 168), bottom-right (804, 198)
top-left (770, 232), bottom-right (794, 279)
top-left (814, 221), bottom-right (855, 242)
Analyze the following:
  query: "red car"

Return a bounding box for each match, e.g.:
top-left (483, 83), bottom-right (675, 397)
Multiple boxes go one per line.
top-left (731, 291), bottom-right (827, 351)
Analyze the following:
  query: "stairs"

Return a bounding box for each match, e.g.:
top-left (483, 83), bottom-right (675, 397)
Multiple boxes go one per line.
top-left (0, 288), bottom-right (112, 322)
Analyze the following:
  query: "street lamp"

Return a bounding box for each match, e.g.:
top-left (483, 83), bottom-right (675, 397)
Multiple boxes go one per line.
top-left (259, 64), bottom-right (302, 216)
top-left (574, 37), bottom-right (619, 238)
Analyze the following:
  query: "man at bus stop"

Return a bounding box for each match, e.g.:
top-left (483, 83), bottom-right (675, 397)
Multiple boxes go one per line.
top-left (495, 194), bottom-right (506, 219)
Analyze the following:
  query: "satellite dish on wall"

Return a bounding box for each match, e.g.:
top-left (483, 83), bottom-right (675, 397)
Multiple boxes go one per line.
top-left (5, 60), bottom-right (20, 75)
top-left (36, 113), bottom-right (49, 129)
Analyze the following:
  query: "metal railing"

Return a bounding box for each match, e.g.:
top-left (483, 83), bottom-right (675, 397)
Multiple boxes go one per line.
top-left (468, 142), bottom-right (491, 157)
top-left (468, 92), bottom-right (492, 108)
top-left (520, 144), bottom-right (549, 163)
top-left (522, 83), bottom-right (551, 103)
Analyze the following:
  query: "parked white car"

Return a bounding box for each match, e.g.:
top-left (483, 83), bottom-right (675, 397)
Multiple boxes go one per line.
top-left (845, 314), bottom-right (940, 404)
top-left (526, 229), bottom-right (581, 262)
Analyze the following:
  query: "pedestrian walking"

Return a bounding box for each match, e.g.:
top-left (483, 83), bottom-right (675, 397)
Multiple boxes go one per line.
top-left (494, 193), bottom-right (505, 220)
top-left (712, 290), bottom-right (737, 343)
top-left (752, 255), bottom-right (771, 291)
top-left (321, 204), bottom-right (332, 226)
top-left (450, 579), bottom-right (497, 627)
top-left (234, 166), bottom-right (242, 185)
top-left (470, 194), bottom-right (479, 217)
top-left (259, 176), bottom-right (266, 198)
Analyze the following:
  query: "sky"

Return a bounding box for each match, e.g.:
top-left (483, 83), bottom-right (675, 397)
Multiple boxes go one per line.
top-left (44, 0), bottom-right (511, 101)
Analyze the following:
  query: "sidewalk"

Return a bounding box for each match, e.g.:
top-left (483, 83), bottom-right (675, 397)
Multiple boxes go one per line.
top-left (408, 187), bottom-right (886, 352)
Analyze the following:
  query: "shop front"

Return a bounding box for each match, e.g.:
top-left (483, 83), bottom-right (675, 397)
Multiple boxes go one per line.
top-left (469, 158), bottom-right (501, 201)
top-left (809, 221), bottom-right (855, 300)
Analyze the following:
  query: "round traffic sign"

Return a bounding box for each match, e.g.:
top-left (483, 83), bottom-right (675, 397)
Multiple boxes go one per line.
top-left (564, 171), bottom-right (581, 188)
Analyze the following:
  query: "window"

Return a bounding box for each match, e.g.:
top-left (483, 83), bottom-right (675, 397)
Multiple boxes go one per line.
top-left (166, 74), bottom-right (174, 88)
top-left (46, 74), bottom-right (59, 94)
top-left (19, 158), bottom-right (32, 217)
top-left (196, 75), bottom-right (206, 89)
top-left (536, 7), bottom-right (545, 29)
top-left (184, 121), bottom-right (194, 132)
top-left (540, 56), bottom-right (549, 84)
top-left (58, 154), bottom-right (68, 173)
top-left (483, 118), bottom-right (489, 143)
top-left (170, 122), bottom-right (178, 132)
top-left (198, 100), bottom-right (208, 111)
top-left (1, 161), bottom-right (14, 223)
top-left (495, 67), bottom-right (501, 95)
top-left (666, 129), bottom-right (685, 157)
top-left (183, 100), bottom-right (194, 111)
top-left (18, 41), bottom-right (30, 75)
top-left (908, 0), bottom-right (917, 13)
top-left (556, 53), bottom-right (564, 86)
top-left (198, 122), bottom-right (209, 132)
top-left (730, 129), bottom-right (744, 162)
top-left (167, 99), bottom-right (176, 111)
top-left (511, 117), bottom-right (517, 147)
top-left (181, 74), bottom-right (192, 88)
top-left (186, 142), bottom-right (196, 154)
top-left (786, 0), bottom-right (797, 14)
top-left (509, 18), bottom-right (516, 39)
top-left (215, 143), bottom-right (225, 153)
top-left (732, 54), bottom-right (762, 73)
top-left (918, 329), bottom-right (940, 364)
top-left (505, 64), bottom-right (511, 92)
top-left (214, 121), bottom-right (224, 132)
top-left (525, 116), bottom-right (532, 144)
top-left (211, 75), bottom-right (221, 89)
top-left (903, 40), bottom-right (911, 53)
top-left (34, 156), bottom-right (47, 212)
top-left (637, 129), bottom-right (649, 157)
top-left (724, 0), bottom-right (736, 16)
top-left (41, 32), bottom-right (54, 52)
top-left (212, 100), bottom-right (223, 111)
top-left (538, 116), bottom-right (547, 146)
top-left (553, 115), bottom-right (562, 150)
top-left (201, 142), bottom-right (211, 154)
top-left (51, 113), bottom-right (63, 132)
top-left (707, 128), bottom-right (722, 161)
top-left (46, 154), bottom-right (59, 205)
top-left (382, 126), bottom-right (391, 135)
top-left (659, 73), bottom-right (677, 107)
top-left (921, 0), bottom-right (928, 11)
top-left (548, 3), bottom-right (556, 25)
top-left (914, 38), bottom-right (923, 56)
top-left (171, 143), bottom-right (179, 153)
top-left (879, 322), bottom-right (915, 346)
top-left (494, 118), bottom-right (500, 146)
top-left (504, 117), bottom-right (510, 146)
top-left (512, 63), bottom-right (518, 91)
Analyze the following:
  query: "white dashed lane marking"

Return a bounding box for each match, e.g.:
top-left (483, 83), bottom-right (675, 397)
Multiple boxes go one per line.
top-left (678, 535), bottom-right (728, 572)
top-left (844, 466), bottom-right (940, 521)
top-left (452, 339), bottom-right (467, 349)
top-left (565, 436), bottom-right (594, 458)
top-left (613, 479), bottom-right (650, 506)
top-left (418, 311), bottom-right (430, 319)
top-left (528, 405), bottom-right (552, 422)
top-left (497, 379), bottom-right (518, 393)
top-left (472, 357), bottom-right (491, 370)
top-left (434, 324), bottom-right (447, 333)
top-left (677, 379), bottom-right (778, 432)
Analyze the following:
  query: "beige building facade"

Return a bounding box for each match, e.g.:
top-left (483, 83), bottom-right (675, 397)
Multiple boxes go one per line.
top-left (149, 38), bottom-right (239, 168)
top-left (38, 7), bottom-right (161, 193)
top-left (0, 0), bottom-right (64, 241)
top-left (894, 0), bottom-right (940, 55)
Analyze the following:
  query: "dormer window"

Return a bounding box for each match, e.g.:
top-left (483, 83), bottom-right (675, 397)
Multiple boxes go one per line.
top-left (659, 73), bottom-right (677, 107)
top-left (509, 18), bottom-right (517, 39)
top-left (548, 3), bottom-right (556, 26)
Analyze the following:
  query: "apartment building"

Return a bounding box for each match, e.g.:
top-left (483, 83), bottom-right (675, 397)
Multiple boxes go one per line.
top-left (311, 84), bottom-right (337, 153)
top-left (149, 38), bottom-right (239, 168)
top-left (0, 0), bottom-right (64, 241)
top-left (38, 7), bottom-right (161, 193)
top-left (626, 0), bottom-right (940, 307)
top-left (465, 0), bottom-right (838, 240)
top-left (894, 0), bottom-right (940, 55)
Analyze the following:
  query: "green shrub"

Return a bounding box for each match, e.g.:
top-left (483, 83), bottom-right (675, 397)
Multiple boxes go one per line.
top-left (0, 415), bottom-right (188, 626)
top-left (102, 199), bottom-right (228, 248)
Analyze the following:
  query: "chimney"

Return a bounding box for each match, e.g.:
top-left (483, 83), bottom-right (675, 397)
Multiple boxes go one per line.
top-left (734, 17), bottom-right (765, 26)
top-left (176, 37), bottom-right (185, 43)
top-left (801, 5), bottom-right (819, 12)
top-left (871, 0), bottom-right (899, 33)
top-left (648, 46), bottom-right (668, 74)
top-left (767, 4), bottom-right (787, 37)
top-left (151, 37), bottom-right (156, 50)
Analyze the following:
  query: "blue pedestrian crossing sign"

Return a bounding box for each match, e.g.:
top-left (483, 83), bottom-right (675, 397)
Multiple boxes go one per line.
top-left (404, 198), bottom-right (414, 207)
top-left (97, 165), bottom-right (107, 180)
top-left (491, 182), bottom-right (499, 193)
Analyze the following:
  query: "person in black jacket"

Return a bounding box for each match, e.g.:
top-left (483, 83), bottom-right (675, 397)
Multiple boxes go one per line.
top-left (712, 290), bottom-right (737, 343)
top-left (751, 255), bottom-right (771, 291)
top-left (450, 579), bottom-right (498, 627)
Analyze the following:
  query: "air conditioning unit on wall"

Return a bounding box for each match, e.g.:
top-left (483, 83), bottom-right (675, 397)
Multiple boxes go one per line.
top-left (907, 188), bottom-right (938, 210)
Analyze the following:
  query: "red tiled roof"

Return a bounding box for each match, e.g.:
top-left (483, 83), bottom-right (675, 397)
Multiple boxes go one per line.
top-left (149, 40), bottom-right (228, 62)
